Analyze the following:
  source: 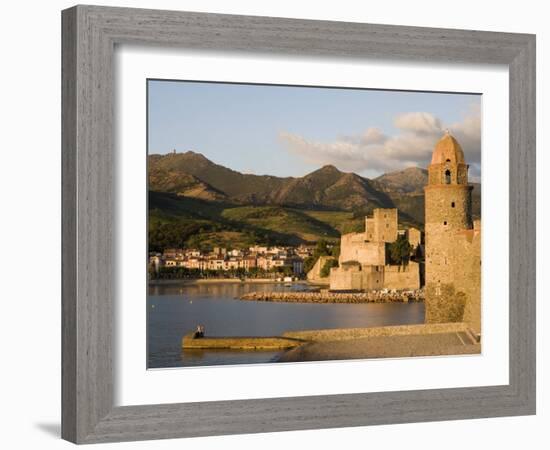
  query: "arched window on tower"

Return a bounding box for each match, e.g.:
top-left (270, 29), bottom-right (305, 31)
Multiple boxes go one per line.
top-left (445, 169), bottom-right (451, 184)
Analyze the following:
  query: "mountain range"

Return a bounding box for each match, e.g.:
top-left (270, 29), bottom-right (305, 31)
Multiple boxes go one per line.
top-left (148, 151), bottom-right (481, 251)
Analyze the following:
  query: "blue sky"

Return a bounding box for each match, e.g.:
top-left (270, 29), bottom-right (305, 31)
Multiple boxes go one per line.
top-left (148, 80), bottom-right (481, 179)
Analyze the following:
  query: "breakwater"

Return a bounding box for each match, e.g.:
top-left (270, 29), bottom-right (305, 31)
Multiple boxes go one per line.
top-left (282, 322), bottom-right (474, 342)
top-left (181, 333), bottom-right (305, 350)
top-left (181, 322), bottom-right (478, 356)
top-left (240, 289), bottom-right (424, 304)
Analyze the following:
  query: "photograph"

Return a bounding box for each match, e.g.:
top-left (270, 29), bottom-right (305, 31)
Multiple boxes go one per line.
top-left (146, 80), bottom-right (482, 368)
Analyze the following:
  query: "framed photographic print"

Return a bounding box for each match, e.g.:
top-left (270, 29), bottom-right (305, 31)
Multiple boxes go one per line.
top-left (62, 5), bottom-right (536, 444)
top-left (146, 81), bottom-right (483, 369)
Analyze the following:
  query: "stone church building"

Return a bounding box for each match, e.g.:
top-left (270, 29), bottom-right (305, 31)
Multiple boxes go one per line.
top-left (424, 132), bottom-right (481, 334)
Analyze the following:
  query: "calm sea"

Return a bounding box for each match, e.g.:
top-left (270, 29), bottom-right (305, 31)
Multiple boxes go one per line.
top-left (147, 282), bottom-right (424, 368)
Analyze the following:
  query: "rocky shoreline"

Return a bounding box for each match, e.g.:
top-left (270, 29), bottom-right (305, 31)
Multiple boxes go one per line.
top-left (240, 289), bottom-right (424, 304)
top-left (148, 278), bottom-right (307, 285)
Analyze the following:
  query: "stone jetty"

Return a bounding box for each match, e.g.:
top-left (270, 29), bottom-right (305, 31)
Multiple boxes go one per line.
top-left (181, 333), bottom-right (305, 350)
top-left (239, 289), bottom-right (424, 304)
top-left (181, 322), bottom-right (480, 358)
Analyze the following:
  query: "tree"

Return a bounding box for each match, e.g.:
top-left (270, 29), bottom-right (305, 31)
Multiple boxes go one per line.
top-left (303, 256), bottom-right (316, 274)
top-left (314, 239), bottom-right (330, 257)
top-left (320, 259), bottom-right (338, 278)
top-left (388, 234), bottom-right (412, 266)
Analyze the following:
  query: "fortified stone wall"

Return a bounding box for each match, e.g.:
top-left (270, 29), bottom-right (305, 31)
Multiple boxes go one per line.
top-left (383, 262), bottom-right (421, 290)
top-left (362, 265), bottom-right (385, 290)
top-left (425, 223), bottom-right (480, 330)
top-left (367, 208), bottom-right (398, 243)
top-left (365, 218), bottom-right (375, 241)
top-left (332, 207), bottom-right (421, 291)
top-left (329, 264), bottom-right (365, 291)
top-left (424, 283), bottom-right (467, 323)
top-left (451, 226), bottom-right (482, 333)
top-left (339, 232), bottom-right (364, 262)
top-left (339, 233), bottom-right (386, 266)
top-left (329, 262), bottom-right (419, 291)
top-left (407, 227), bottom-right (422, 249)
top-left (306, 255), bottom-right (335, 285)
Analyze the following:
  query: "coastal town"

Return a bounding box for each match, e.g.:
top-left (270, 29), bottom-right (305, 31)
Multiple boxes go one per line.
top-left (148, 205), bottom-right (425, 290)
top-left (149, 244), bottom-right (313, 279)
top-left (148, 211), bottom-right (422, 286)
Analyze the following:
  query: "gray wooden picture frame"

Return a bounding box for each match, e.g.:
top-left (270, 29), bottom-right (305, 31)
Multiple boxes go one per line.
top-left (61, 4), bottom-right (536, 444)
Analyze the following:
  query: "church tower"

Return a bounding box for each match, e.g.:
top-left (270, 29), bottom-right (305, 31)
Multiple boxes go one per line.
top-left (424, 132), bottom-right (473, 319)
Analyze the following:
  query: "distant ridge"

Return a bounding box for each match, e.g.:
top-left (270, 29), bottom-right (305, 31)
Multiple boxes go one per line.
top-left (374, 167), bottom-right (429, 193)
top-left (149, 151), bottom-right (394, 211)
top-left (147, 151), bottom-right (481, 250)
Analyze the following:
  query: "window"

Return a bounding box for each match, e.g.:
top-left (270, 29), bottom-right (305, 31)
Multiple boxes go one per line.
top-left (443, 221), bottom-right (447, 225)
top-left (451, 201), bottom-right (455, 208)
top-left (445, 170), bottom-right (451, 184)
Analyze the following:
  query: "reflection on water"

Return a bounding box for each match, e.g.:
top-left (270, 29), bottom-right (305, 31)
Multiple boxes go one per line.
top-left (148, 282), bottom-right (425, 368)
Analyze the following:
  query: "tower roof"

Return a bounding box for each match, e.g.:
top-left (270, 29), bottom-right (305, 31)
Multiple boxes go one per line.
top-left (430, 132), bottom-right (465, 165)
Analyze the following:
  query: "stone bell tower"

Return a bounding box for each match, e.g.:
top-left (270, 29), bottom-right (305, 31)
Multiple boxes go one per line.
top-left (424, 132), bottom-right (473, 322)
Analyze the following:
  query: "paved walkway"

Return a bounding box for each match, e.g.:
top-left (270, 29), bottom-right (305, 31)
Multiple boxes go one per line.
top-left (277, 332), bottom-right (481, 362)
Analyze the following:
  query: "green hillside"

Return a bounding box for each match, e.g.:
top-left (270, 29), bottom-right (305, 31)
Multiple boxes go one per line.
top-left (149, 192), bottom-right (346, 251)
top-left (299, 210), bottom-right (361, 234)
top-left (221, 206), bottom-right (340, 242)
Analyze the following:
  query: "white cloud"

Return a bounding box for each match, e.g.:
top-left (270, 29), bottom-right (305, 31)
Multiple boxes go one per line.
top-left (448, 104), bottom-right (482, 177)
top-left (393, 112), bottom-right (442, 134)
top-left (360, 127), bottom-right (387, 145)
top-left (279, 107), bottom-right (481, 178)
top-left (278, 132), bottom-right (378, 173)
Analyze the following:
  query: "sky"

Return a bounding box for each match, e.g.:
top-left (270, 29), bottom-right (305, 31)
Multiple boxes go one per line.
top-left (148, 80), bottom-right (481, 180)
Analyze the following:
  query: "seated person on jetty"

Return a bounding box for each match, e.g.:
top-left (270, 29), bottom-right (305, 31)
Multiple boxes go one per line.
top-left (193, 324), bottom-right (205, 339)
